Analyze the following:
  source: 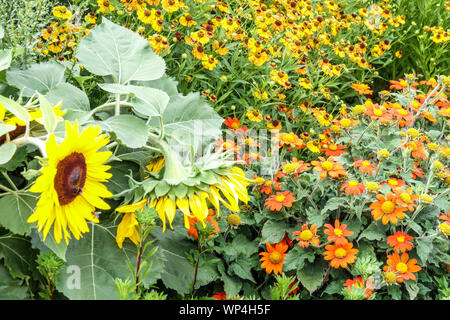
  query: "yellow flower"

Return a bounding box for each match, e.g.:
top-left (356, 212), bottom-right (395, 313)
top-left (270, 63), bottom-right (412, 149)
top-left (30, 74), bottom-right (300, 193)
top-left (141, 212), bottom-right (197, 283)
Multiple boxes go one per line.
top-left (162, 0), bottom-right (184, 13)
top-left (202, 55), bottom-right (218, 70)
top-left (246, 109), bottom-right (263, 122)
top-left (28, 121), bottom-right (113, 244)
top-left (53, 6), bottom-right (72, 20)
top-left (97, 0), bottom-right (115, 14)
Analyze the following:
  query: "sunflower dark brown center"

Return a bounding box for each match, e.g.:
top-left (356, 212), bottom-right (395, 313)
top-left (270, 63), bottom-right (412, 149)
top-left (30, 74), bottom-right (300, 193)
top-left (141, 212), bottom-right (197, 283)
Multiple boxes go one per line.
top-left (54, 152), bottom-right (87, 206)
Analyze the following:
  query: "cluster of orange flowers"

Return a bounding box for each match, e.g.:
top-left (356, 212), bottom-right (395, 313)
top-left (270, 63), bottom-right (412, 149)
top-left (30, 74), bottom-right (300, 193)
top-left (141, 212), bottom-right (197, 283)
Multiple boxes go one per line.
top-left (259, 219), bottom-right (358, 275)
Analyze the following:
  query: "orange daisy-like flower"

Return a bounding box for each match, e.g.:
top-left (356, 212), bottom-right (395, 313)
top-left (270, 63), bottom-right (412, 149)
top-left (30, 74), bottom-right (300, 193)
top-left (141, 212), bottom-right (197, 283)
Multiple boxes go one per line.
top-left (275, 132), bottom-right (303, 149)
top-left (324, 240), bottom-right (359, 269)
top-left (387, 231), bottom-right (414, 252)
top-left (382, 177), bottom-right (406, 189)
top-left (311, 156), bottom-right (347, 179)
top-left (389, 79), bottom-right (410, 90)
top-left (223, 117), bottom-right (241, 130)
top-left (293, 224), bottom-right (320, 248)
top-left (341, 180), bottom-right (365, 196)
top-left (343, 277), bottom-right (374, 299)
top-left (365, 104), bottom-right (393, 123)
top-left (259, 242), bottom-right (288, 275)
top-left (324, 219), bottom-right (354, 245)
top-left (264, 191), bottom-right (296, 211)
top-left (392, 187), bottom-right (418, 212)
top-left (351, 83), bottom-right (373, 95)
top-left (383, 252), bottom-right (422, 283)
top-left (321, 143), bottom-right (347, 157)
top-left (369, 192), bottom-right (408, 225)
top-left (353, 159), bottom-right (377, 176)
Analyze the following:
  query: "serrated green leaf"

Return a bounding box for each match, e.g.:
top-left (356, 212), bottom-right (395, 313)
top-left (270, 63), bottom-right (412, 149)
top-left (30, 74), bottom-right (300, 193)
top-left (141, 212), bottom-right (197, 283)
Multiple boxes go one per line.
top-left (283, 245), bottom-right (315, 272)
top-left (0, 264), bottom-right (28, 299)
top-left (416, 238), bottom-right (433, 265)
top-left (260, 220), bottom-right (289, 244)
top-left (297, 259), bottom-right (328, 295)
top-left (358, 223), bottom-right (386, 241)
top-left (0, 233), bottom-right (35, 279)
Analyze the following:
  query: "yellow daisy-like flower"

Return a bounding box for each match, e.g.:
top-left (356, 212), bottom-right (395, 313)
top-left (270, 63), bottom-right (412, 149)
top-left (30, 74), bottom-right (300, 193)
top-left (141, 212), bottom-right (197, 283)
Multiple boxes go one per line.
top-left (53, 6), bottom-right (72, 20)
top-left (27, 121), bottom-right (113, 244)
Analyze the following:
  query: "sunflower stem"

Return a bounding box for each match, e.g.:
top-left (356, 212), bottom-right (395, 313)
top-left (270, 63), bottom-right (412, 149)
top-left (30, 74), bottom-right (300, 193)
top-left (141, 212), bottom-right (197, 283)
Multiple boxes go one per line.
top-left (115, 94), bottom-right (121, 116)
top-left (1, 171), bottom-right (18, 191)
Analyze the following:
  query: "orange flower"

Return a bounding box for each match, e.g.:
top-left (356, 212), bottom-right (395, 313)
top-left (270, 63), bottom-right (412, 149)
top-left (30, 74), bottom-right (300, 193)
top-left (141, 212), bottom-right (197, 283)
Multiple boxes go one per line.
top-left (321, 143), bottom-right (347, 157)
top-left (311, 156), bottom-right (347, 179)
top-left (212, 291), bottom-right (227, 300)
top-left (369, 192), bottom-right (408, 224)
top-left (223, 117), bottom-right (240, 130)
top-left (341, 180), bottom-right (365, 195)
top-left (275, 132), bottom-right (304, 149)
top-left (383, 252), bottom-right (421, 283)
top-left (264, 191), bottom-right (296, 211)
top-left (353, 159), bottom-right (377, 176)
top-left (293, 224), bottom-right (320, 248)
top-left (365, 104), bottom-right (393, 123)
top-left (324, 219), bottom-right (354, 245)
top-left (351, 83), bottom-right (373, 95)
top-left (343, 277), bottom-right (374, 299)
top-left (259, 242), bottom-right (288, 275)
top-left (324, 240), bottom-right (358, 269)
top-left (387, 231), bottom-right (414, 252)
top-left (392, 187), bottom-right (418, 212)
top-left (382, 177), bottom-right (406, 189)
top-left (187, 210), bottom-right (220, 240)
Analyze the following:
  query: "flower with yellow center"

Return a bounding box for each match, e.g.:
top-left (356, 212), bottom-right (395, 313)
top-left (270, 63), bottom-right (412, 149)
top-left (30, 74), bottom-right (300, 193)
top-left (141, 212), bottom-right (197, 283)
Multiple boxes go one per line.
top-left (384, 271), bottom-right (397, 284)
top-left (407, 128), bottom-right (420, 139)
top-left (353, 105), bottom-right (366, 115)
top-left (366, 182), bottom-right (379, 192)
top-left (322, 161), bottom-right (333, 171)
top-left (28, 121), bottom-right (113, 244)
top-left (226, 214), bottom-right (241, 228)
top-left (53, 6), bottom-right (72, 19)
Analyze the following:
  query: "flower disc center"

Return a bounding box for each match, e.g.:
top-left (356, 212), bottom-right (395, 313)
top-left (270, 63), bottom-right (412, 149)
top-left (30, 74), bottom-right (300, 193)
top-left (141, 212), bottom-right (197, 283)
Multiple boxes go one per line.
top-left (54, 152), bottom-right (87, 206)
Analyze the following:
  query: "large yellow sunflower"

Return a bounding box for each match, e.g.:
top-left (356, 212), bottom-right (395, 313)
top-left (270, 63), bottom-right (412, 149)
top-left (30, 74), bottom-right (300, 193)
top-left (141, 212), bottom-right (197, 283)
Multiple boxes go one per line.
top-left (27, 121), bottom-right (113, 244)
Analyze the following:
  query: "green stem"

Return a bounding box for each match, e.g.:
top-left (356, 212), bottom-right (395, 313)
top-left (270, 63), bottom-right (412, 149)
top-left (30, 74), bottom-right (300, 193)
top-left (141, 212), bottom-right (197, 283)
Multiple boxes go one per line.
top-left (1, 171), bottom-right (18, 191)
top-left (355, 120), bottom-right (376, 146)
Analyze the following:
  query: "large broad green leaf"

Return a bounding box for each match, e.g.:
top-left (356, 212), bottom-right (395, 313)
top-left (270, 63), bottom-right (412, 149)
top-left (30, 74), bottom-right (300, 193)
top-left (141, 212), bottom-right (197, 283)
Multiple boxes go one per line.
top-left (0, 49), bottom-right (12, 72)
top-left (217, 262), bottom-right (242, 297)
top-left (283, 245), bottom-right (315, 272)
top-left (30, 228), bottom-right (68, 262)
top-left (0, 143), bottom-right (17, 165)
top-left (0, 264), bottom-right (28, 299)
top-left (0, 192), bottom-right (37, 236)
top-left (76, 18), bottom-right (165, 84)
top-left (6, 61), bottom-right (66, 97)
top-left (56, 222), bottom-right (136, 300)
top-left (45, 82), bottom-right (90, 111)
top-left (152, 92), bottom-right (223, 159)
top-left (297, 259), bottom-right (328, 295)
top-left (0, 233), bottom-right (35, 279)
top-left (151, 224), bottom-right (218, 295)
top-left (260, 219), bottom-right (289, 244)
top-left (98, 115), bottom-right (149, 149)
top-left (98, 83), bottom-right (169, 117)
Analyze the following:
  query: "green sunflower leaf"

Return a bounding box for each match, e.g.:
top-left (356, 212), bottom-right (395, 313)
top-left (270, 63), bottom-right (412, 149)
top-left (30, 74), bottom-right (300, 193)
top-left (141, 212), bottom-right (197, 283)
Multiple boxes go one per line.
top-left (98, 115), bottom-right (149, 149)
top-left (0, 264), bottom-right (28, 299)
top-left (0, 49), bottom-right (12, 72)
top-left (6, 61), bottom-right (66, 97)
top-left (0, 143), bottom-right (16, 165)
top-left (0, 192), bottom-right (37, 236)
top-left (76, 18), bottom-right (165, 84)
top-left (0, 233), bottom-right (35, 279)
